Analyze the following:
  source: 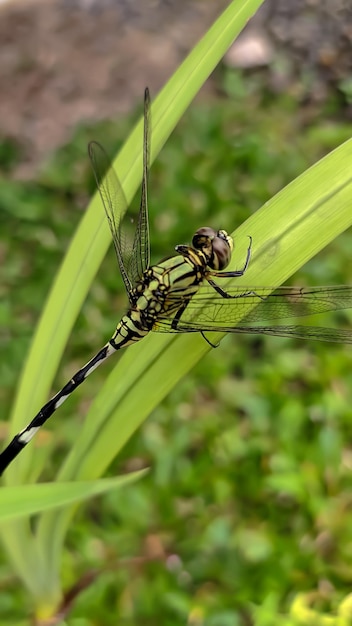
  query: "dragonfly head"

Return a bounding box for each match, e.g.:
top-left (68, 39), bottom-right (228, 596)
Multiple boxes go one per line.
top-left (192, 227), bottom-right (233, 270)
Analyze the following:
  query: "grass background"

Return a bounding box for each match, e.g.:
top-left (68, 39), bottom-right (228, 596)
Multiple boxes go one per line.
top-left (1, 72), bottom-right (352, 624)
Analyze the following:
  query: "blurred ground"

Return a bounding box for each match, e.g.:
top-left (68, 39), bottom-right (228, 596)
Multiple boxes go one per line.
top-left (0, 0), bottom-right (352, 176)
top-left (0, 0), bottom-right (228, 175)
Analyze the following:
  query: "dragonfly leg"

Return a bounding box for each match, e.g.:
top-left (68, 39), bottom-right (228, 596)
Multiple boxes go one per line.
top-left (172, 303), bottom-right (220, 348)
top-left (211, 235), bottom-right (253, 279)
top-left (207, 278), bottom-right (262, 301)
top-left (170, 298), bottom-right (219, 347)
top-left (200, 331), bottom-right (220, 348)
top-left (207, 235), bottom-right (268, 301)
top-left (171, 301), bottom-right (190, 330)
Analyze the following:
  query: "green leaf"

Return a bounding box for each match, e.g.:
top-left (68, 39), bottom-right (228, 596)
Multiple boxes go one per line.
top-left (1, 0), bottom-right (267, 611)
top-left (36, 137), bottom-right (352, 602)
top-left (60, 137), bottom-right (352, 482)
top-left (0, 471), bottom-right (145, 605)
top-left (0, 471), bottom-right (146, 522)
top-left (5, 0), bottom-right (266, 486)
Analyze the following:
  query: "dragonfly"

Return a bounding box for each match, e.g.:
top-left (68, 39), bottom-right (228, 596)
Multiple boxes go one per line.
top-left (1, 88), bottom-right (352, 475)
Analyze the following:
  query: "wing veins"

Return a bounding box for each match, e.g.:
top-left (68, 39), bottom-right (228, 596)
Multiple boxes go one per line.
top-left (88, 140), bottom-right (133, 295)
top-left (88, 87), bottom-right (152, 297)
top-left (153, 284), bottom-right (352, 343)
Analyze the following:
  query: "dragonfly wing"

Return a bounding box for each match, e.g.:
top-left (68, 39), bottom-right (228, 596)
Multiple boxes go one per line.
top-left (153, 285), bottom-right (352, 343)
top-left (89, 140), bottom-right (133, 296)
top-left (126, 87), bottom-right (151, 284)
top-left (88, 88), bottom-right (151, 298)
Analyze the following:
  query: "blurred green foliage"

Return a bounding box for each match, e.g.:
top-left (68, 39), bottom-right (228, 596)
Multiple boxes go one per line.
top-left (1, 74), bottom-right (352, 624)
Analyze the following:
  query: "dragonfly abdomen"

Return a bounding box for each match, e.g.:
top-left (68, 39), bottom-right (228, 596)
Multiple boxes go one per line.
top-left (0, 342), bottom-right (118, 471)
top-left (110, 313), bottom-right (150, 348)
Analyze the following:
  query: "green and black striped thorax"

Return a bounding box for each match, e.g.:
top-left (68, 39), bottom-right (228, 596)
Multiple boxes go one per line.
top-left (128, 227), bottom-right (234, 331)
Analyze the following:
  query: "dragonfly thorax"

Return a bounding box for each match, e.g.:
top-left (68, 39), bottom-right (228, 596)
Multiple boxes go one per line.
top-left (192, 227), bottom-right (233, 271)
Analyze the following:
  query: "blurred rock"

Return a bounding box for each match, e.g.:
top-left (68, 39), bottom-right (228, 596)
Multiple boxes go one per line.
top-left (225, 31), bottom-right (273, 69)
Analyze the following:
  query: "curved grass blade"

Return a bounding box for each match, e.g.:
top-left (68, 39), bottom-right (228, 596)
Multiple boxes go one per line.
top-left (1, 0), bottom-right (267, 609)
top-left (35, 138), bottom-right (352, 589)
top-left (0, 472), bottom-right (146, 523)
top-left (60, 138), bottom-right (352, 481)
top-left (4, 0), bottom-right (265, 486)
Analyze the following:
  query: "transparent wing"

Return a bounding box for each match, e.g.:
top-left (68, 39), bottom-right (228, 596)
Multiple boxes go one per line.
top-left (88, 140), bottom-right (132, 296)
top-left (153, 285), bottom-right (352, 343)
top-left (88, 88), bottom-right (151, 298)
top-left (127, 87), bottom-right (151, 284)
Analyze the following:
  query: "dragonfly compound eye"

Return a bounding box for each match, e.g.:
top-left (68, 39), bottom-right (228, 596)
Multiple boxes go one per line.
top-left (192, 227), bottom-right (216, 259)
top-left (210, 230), bottom-right (233, 270)
top-left (192, 227), bottom-right (233, 270)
